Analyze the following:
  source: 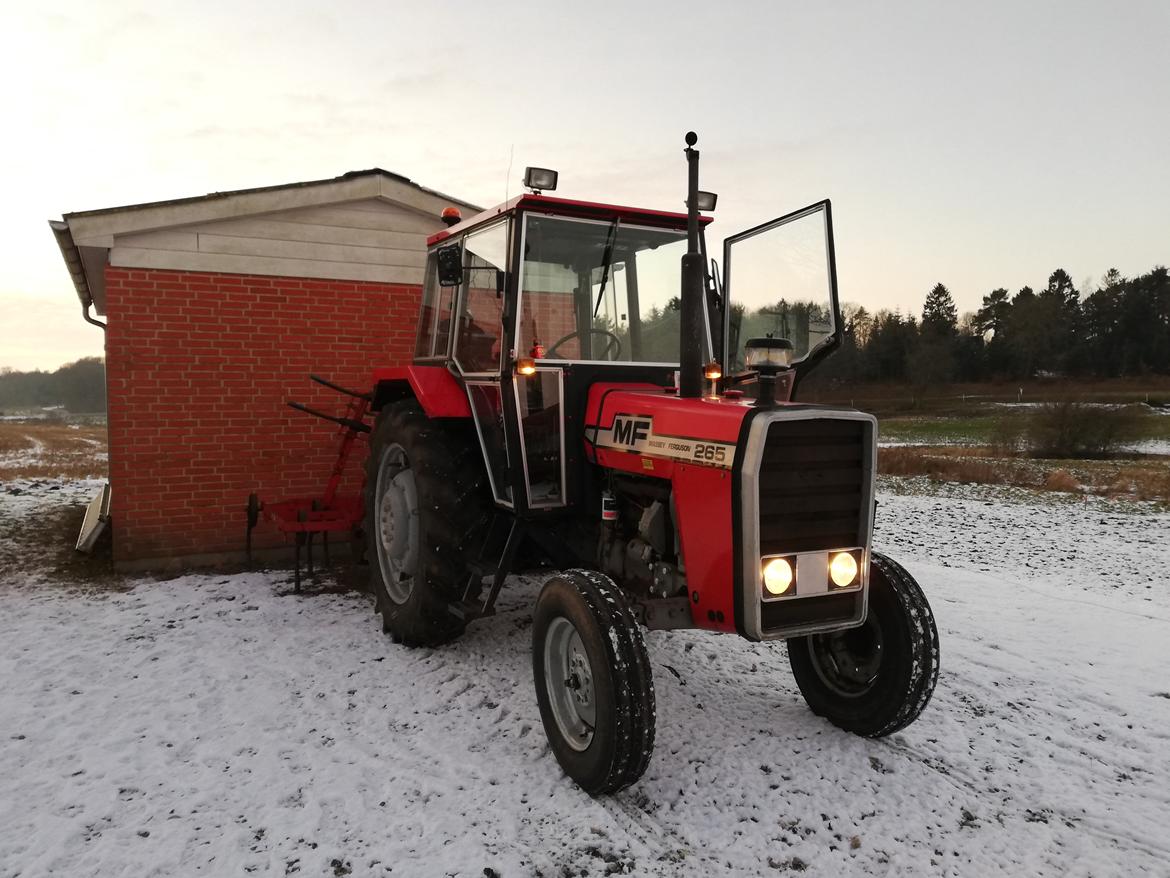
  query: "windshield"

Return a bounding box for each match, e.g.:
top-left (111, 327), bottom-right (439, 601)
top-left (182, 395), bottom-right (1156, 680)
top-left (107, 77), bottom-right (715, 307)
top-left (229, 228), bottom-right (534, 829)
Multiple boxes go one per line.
top-left (518, 215), bottom-right (696, 364)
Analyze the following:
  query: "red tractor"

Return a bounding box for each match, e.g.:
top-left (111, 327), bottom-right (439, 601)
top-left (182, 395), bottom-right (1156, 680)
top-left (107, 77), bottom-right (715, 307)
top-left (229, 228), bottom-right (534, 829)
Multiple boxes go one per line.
top-left (363, 134), bottom-right (938, 794)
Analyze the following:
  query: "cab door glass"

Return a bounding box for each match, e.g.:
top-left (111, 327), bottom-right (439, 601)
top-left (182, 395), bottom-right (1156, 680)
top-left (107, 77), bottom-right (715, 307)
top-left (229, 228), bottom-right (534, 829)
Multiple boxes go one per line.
top-left (723, 202), bottom-right (837, 373)
top-left (467, 382), bottom-right (512, 505)
top-left (515, 369), bottom-right (564, 507)
top-left (455, 222), bottom-right (509, 374)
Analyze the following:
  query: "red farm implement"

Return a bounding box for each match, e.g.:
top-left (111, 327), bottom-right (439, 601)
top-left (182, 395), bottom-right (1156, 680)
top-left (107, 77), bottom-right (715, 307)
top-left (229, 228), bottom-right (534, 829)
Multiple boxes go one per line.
top-left (246, 374), bottom-right (370, 589)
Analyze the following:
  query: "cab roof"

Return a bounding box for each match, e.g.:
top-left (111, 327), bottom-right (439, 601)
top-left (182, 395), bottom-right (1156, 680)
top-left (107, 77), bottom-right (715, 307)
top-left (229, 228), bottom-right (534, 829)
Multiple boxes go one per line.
top-left (427, 193), bottom-right (713, 247)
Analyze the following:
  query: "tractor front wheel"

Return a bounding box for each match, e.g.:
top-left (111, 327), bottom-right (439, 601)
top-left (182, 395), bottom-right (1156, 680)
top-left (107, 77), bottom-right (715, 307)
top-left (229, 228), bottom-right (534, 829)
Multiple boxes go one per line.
top-left (532, 570), bottom-right (655, 795)
top-left (365, 400), bottom-right (487, 647)
top-left (787, 551), bottom-right (939, 737)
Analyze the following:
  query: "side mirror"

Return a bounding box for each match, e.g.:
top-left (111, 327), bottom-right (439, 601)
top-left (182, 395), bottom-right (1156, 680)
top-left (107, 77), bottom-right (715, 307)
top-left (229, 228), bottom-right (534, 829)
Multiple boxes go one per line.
top-left (437, 244), bottom-right (463, 287)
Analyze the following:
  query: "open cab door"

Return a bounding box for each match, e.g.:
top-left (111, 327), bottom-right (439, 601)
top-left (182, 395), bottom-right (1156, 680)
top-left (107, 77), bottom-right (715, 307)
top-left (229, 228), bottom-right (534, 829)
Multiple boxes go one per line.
top-left (722, 200), bottom-right (841, 396)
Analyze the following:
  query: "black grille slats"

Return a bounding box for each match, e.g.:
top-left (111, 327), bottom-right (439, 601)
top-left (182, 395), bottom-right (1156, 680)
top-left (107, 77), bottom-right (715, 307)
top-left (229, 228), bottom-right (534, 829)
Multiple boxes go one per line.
top-left (757, 418), bottom-right (869, 554)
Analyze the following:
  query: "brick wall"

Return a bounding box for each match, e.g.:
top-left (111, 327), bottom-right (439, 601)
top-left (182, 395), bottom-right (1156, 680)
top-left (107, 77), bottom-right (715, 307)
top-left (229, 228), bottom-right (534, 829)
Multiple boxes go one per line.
top-left (103, 266), bottom-right (421, 565)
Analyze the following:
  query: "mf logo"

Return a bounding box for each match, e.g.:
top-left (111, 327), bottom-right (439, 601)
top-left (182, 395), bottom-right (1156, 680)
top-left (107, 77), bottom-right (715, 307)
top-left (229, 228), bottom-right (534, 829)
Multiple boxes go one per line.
top-left (612, 416), bottom-right (651, 446)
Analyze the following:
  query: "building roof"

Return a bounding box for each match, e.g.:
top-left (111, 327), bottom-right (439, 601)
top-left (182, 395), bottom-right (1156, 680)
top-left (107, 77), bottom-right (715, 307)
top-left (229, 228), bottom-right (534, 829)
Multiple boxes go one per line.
top-left (50, 169), bottom-right (479, 312)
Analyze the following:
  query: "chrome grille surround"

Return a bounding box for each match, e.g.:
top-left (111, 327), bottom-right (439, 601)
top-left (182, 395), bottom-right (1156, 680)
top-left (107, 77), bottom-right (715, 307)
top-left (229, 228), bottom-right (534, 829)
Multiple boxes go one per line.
top-left (739, 409), bottom-right (878, 641)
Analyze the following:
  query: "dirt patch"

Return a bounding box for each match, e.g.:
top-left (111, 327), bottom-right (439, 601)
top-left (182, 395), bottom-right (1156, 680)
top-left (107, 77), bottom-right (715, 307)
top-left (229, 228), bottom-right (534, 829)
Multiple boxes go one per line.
top-left (0, 482), bottom-right (124, 591)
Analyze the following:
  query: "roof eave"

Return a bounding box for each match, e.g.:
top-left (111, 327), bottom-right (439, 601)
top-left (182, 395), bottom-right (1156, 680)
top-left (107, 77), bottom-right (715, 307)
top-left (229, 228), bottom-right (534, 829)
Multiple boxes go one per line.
top-left (49, 220), bottom-right (93, 309)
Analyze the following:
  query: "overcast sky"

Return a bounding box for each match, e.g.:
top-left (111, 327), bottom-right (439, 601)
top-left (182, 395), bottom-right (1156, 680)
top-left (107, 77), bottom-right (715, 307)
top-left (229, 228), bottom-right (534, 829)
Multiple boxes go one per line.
top-left (2, 0), bottom-right (1167, 371)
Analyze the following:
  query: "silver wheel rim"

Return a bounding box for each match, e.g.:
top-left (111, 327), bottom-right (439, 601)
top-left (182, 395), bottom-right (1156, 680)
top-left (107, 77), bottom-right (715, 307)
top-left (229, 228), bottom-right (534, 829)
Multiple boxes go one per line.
top-left (543, 616), bottom-right (596, 751)
top-left (807, 614), bottom-right (884, 698)
top-left (373, 442), bottom-right (419, 605)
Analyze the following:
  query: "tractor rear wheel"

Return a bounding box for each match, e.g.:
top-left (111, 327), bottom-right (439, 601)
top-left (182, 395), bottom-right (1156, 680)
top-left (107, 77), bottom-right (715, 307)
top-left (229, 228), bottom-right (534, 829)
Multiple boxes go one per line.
top-left (532, 570), bottom-right (656, 795)
top-left (364, 400), bottom-right (488, 647)
top-left (787, 551), bottom-right (938, 737)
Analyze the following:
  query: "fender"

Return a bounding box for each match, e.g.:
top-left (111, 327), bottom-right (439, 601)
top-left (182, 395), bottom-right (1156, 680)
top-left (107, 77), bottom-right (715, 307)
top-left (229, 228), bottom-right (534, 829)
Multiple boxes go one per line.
top-left (371, 365), bottom-right (471, 419)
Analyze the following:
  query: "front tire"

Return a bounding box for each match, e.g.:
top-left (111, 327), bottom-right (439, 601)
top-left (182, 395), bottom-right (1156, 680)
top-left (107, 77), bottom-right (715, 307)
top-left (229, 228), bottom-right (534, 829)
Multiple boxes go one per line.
top-left (788, 552), bottom-right (939, 737)
top-left (532, 570), bottom-right (655, 795)
top-left (364, 401), bottom-right (488, 647)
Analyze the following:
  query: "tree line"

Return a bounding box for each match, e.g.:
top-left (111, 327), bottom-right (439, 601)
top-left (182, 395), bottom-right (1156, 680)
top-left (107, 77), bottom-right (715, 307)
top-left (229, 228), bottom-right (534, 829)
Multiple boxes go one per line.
top-left (0, 357), bottom-right (106, 413)
top-left (816, 265), bottom-right (1170, 385)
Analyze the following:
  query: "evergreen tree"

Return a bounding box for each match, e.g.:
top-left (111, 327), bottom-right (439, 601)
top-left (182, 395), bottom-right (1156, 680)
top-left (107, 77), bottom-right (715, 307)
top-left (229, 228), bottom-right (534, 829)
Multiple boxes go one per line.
top-left (921, 283), bottom-right (958, 337)
top-left (1043, 268), bottom-right (1080, 312)
top-left (974, 288), bottom-right (1011, 336)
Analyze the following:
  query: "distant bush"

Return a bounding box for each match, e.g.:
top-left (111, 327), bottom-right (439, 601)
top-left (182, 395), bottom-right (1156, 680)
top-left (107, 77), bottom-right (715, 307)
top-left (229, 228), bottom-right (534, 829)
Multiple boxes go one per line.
top-left (1026, 401), bottom-right (1142, 458)
top-left (988, 416), bottom-right (1025, 455)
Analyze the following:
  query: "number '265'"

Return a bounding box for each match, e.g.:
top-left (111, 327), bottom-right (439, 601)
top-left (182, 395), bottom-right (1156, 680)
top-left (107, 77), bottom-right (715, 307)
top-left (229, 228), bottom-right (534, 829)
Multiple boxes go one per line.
top-left (692, 444), bottom-right (726, 463)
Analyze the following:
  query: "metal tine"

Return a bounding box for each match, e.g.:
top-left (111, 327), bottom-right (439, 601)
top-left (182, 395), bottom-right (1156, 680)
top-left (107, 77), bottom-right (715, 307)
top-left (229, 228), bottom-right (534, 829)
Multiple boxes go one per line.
top-left (310, 373), bottom-right (371, 400)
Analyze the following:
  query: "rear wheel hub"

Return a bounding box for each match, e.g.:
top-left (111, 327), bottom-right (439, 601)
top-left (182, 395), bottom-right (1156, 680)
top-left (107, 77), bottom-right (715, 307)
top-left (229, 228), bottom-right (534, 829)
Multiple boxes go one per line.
top-left (374, 442), bottom-right (419, 605)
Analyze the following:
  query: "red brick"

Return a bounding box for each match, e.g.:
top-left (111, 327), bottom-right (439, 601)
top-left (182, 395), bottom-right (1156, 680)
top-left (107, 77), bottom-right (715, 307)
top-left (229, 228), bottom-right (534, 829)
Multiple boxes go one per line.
top-left (103, 265), bottom-right (420, 563)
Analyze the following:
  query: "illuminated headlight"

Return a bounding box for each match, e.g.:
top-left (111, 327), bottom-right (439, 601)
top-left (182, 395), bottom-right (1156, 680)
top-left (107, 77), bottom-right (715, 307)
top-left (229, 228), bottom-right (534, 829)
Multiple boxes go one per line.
top-left (829, 551), bottom-right (860, 587)
top-left (762, 557), bottom-right (794, 596)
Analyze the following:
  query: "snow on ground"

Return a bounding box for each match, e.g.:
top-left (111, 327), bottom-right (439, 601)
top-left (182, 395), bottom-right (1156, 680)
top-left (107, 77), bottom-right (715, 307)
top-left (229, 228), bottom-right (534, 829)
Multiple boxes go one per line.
top-left (2, 481), bottom-right (1169, 877)
top-left (1123, 439), bottom-right (1170, 456)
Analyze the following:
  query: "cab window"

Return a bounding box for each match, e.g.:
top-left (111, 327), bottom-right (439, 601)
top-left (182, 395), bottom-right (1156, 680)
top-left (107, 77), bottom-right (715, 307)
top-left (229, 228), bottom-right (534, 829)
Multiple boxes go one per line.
top-left (454, 221), bottom-right (508, 373)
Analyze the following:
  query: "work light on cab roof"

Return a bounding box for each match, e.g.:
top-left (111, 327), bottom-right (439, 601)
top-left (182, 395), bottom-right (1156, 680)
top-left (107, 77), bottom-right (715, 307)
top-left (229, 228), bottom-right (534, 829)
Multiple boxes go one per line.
top-left (358, 131), bottom-right (940, 799)
top-left (523, 167), bottom-right (558, 193)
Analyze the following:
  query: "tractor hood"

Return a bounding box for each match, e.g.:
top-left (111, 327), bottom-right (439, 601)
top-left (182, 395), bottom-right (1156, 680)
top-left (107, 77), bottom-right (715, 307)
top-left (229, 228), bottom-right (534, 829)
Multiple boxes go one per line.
top-left (584, 384), bottom-right (753, 475)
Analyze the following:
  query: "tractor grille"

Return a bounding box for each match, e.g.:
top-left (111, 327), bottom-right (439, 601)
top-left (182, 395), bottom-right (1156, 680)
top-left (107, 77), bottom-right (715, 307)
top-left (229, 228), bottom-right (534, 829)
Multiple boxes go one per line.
top-left (756, 418), bottom-right (869, 555)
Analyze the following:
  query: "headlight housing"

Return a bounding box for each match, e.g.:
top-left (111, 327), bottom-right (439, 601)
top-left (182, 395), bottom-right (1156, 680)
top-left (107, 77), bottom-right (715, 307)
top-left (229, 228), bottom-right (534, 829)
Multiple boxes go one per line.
top-left (762, 557), bottom-right (794, 596)
top-left (829, 551), bottom-right (860, 587)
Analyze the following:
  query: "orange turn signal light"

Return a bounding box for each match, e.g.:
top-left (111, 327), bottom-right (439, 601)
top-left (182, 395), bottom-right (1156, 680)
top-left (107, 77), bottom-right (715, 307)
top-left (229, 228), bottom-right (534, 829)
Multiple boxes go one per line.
top-left (704, 360), bottom-right (722, 380)
top-left (516, 356), bottom-right (537, 376)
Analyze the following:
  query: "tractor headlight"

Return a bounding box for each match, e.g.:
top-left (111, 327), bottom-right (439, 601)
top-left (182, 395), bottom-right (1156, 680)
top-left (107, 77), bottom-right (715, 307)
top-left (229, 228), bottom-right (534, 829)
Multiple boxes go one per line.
top-left (762, 557), bottom-right (794, 596)
top-left (829, 551), bottom-right (859, 587)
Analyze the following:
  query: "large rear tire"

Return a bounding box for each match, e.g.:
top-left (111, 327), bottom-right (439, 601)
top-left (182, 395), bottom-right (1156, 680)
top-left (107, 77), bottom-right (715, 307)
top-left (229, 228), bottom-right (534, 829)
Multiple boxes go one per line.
top-left (364, 400), bottom-right (488, 647)
top-left (787, 552), bottom-right (939, 737)
top-left (532, 570), bottom-right (656, 795)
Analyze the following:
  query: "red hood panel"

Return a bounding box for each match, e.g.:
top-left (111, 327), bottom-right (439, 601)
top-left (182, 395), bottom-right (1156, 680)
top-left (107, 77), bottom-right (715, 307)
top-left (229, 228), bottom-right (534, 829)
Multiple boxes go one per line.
top-left (586, 385), bottom-right (753, 444)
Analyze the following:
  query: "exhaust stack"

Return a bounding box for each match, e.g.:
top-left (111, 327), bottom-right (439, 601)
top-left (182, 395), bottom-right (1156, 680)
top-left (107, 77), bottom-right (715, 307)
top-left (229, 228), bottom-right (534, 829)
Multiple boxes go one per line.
top-left (679, 132), bottom-right (705, 399)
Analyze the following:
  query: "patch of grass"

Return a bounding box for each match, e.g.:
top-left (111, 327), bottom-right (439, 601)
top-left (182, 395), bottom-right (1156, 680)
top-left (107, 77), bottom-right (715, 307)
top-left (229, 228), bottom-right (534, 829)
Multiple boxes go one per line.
top-left (879, 415), bottom-right (1005, 446)
top-left (0, 422), bottom-right (107, 481)
top-left (879, 447), bottom-right (1030, 486)
top-left (879, 446), bottom-right (1170, 505)
top-left (879, 404), bottom-right (1170, 451)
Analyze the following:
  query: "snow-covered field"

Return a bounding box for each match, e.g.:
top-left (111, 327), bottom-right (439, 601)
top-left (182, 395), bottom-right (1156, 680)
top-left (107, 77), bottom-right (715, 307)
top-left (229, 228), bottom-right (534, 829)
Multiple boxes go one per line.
top-left (2, 479), bottom-right (1169, 877)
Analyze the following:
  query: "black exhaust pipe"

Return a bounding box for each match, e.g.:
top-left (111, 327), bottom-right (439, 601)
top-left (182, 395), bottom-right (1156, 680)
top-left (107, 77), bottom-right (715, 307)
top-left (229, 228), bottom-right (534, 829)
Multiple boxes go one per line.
top-left (679, 131), bottom-right (704, 399)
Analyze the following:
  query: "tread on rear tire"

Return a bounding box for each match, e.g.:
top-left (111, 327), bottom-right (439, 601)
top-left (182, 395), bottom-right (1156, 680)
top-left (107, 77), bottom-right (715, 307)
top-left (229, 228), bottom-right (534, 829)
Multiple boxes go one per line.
top-left (364, 400), bottom-right (488, 647)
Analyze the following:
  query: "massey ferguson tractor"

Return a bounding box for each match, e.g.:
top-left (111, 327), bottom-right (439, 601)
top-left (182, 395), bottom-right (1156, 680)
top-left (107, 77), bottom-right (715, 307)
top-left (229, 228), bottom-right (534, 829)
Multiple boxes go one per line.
top-left (363, 133), bottom-right (939, 794)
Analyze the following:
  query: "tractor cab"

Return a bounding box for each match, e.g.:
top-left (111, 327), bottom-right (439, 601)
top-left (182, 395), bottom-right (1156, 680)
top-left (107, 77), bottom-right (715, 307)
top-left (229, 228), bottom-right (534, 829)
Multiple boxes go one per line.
top-left (413, 191), bottom-right (721, 514)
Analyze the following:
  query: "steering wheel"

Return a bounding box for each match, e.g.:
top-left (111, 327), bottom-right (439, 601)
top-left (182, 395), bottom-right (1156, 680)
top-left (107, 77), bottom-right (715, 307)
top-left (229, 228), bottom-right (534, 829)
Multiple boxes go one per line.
top-left (547, 328), bottom-right (622, 360)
